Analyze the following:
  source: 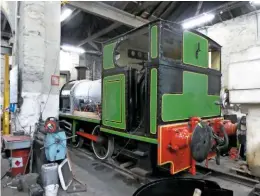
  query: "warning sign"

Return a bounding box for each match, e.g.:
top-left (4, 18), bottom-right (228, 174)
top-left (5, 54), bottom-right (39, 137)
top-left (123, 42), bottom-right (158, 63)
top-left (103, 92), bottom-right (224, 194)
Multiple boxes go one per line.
top-left (11, 157), bottom-right (23, 168)
top-left (51, 75), bottom-right (60, 86)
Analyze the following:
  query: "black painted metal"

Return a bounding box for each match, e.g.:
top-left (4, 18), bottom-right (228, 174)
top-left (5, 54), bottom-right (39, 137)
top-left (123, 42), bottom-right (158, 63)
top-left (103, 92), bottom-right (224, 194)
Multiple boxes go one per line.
top-left (191, 123), bottom-right (212, 163)
top-left (133, 178), bottom-right (233, 196)
top-left (75, 66), bottom-right (87, 80)
top-left (156, 20), bottom-right (222, 126)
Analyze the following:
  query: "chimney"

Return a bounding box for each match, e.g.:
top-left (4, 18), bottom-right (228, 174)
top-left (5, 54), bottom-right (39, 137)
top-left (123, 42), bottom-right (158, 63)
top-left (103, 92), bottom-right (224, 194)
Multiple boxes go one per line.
top-left (75, 66), bottom-right (87, 80)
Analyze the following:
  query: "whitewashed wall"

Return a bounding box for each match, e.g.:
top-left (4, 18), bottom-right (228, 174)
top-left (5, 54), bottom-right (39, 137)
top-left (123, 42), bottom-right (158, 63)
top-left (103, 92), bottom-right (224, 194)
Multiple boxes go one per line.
top-left (60, 50), bottom-right (79, 80)
top-left (199, 11), bottom-right (260, 89)
top-left (200, 11), bottom-right (260, 177)
top-left (59, 51), bottom-right (102, 81)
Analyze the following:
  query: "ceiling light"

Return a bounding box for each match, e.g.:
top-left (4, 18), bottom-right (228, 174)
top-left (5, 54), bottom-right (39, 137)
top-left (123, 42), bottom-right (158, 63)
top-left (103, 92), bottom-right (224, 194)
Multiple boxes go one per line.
top-left (60, 8), bottom-right (73, 22)
top-left (182, 13), bottom-right (215, 29)
top-left (61, 45), bottom-right (85, 54)
top-left (250, 1), bottom-right (260, 5)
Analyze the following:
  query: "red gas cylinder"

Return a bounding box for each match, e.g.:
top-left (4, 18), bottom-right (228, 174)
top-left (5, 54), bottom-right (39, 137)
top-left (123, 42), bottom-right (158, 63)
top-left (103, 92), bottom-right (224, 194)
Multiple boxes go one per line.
top-left (11, 148), bottom-right (30, 177)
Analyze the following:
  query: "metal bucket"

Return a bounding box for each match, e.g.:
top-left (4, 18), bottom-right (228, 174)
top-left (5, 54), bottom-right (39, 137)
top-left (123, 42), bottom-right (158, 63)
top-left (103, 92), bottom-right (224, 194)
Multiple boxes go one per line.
top-left (133, 178), bottom-right (233, 196)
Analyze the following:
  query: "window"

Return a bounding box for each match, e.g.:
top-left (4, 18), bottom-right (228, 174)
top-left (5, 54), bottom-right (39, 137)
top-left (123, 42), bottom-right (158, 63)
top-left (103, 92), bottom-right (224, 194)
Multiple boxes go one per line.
top-left (209, 49), bottom-right (221, 71)
top-left (114, 28), bottom-right (149, 70)
top-left (162, 28), bottom-right (182, 61)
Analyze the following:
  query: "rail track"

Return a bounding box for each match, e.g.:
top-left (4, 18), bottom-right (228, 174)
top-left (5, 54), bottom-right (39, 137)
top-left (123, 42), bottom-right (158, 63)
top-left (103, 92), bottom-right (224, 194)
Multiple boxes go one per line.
top-left (197, 165), bottom-right (259, 188)
top-left (68, 146), bottom-right (153, 185)
top-left (68, 144), bottom-right (259, 192)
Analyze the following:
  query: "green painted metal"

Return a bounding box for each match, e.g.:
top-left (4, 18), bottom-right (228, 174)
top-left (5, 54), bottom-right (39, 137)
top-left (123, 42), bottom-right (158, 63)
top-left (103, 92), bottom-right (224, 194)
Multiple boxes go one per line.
top-left (59, 113), bottom-right (100, 124)
top-left (162, 71), bottom-right (220, 122)
top-left (102, 74), bottom-right (126, 129)
top-left (151, 25), bottom-right (158, 59)
top-left (150, 68), bottom-right (157, 134)
top-left (103, 42), bottom-right (116, 70)
top-left (100, 127), bottom-right (158, 144)
top-left (183, 31), bottom-right (208, 68)
top-left (72, 120), bottom-right (78, 143)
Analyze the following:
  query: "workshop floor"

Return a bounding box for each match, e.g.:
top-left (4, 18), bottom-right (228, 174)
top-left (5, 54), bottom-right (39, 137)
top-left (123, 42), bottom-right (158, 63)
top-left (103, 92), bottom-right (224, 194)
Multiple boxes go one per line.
top-left (1, 148), bottom-right (253, 196)
top-left (1, 148), bottom-right (140, 196)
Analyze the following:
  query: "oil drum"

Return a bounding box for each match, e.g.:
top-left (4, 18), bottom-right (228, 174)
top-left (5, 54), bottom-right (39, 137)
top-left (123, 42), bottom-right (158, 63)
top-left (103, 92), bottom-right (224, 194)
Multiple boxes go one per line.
top-left (11, 148), bottom-right (30, 177)
top-left (133, 178), bottom-right (233, 196)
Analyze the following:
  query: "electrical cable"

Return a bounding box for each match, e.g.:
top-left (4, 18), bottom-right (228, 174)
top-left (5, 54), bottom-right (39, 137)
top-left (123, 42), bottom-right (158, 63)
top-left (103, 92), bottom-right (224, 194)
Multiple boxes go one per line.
top-left (112, 119), bottom-right (144, 160)
top-left (112, 65), bottom-right (147, 160)
top-left (15, 113), bottom-right (27, 133)
top-left (112, 138), bottom-right (131, 160)
top-left (40, 38), bottom-right (61, 118)
top-left (40, 56), bottom-right (59, 117)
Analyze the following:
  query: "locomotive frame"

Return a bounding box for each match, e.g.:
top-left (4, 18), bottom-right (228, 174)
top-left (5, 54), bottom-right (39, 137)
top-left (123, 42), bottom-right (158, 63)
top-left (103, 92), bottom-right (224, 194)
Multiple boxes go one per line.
top-left (59, 19), bottom-right (236, 175)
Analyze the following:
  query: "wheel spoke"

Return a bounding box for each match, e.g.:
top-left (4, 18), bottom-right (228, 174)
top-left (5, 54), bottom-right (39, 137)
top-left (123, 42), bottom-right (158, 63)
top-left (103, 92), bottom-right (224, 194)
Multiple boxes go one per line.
top-left (91, 125), bottom-right (114, 160)
top-left (101, 147), bottom-right (107, 156)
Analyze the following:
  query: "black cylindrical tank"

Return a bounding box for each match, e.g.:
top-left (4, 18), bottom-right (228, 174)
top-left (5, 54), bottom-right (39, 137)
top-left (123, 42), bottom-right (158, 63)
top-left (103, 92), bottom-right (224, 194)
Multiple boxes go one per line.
top-left (133, 178), bottom-right (233, 196)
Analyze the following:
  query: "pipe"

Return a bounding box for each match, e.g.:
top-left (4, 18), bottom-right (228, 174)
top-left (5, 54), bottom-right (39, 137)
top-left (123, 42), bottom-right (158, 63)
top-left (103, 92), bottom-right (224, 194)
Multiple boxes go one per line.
top-left (14, 1), bottom-right (22, 109)
top-left (3, 54), bottom-right (10, 135)
top-left (215, 124), bottom-right (229, 165)
top-left (217, 124), bottom-right (229, 152)
top-left (223, 121), bottom-right (237, 136)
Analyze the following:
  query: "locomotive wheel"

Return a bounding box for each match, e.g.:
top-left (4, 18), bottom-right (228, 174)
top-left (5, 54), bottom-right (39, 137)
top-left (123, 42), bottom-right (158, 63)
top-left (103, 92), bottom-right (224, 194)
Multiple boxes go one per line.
top-left (91, 125), bottom-right (114, 160)
top-left (71, 135), bottom-right (84, 148)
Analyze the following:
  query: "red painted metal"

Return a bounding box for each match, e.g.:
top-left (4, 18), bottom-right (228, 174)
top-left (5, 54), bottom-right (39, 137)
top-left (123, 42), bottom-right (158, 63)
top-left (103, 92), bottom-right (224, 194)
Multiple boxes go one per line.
top-left (158, 123), bottom-right (192, 175)
top-left (158, 117), bottom-right (237, 175)
top-left (11, 149), bottom-right (30, 177)
top-left (189, 158), bottom-right (196, 175)
top-left (229, 147), bottom-right (239, 160)
top-left (45, 120), bottom-right (57, 133)
top-left (223, 121), bottom-right (237, 136)
top-left (205, 151), bottom-right (216, 168)
top-left (2, 135), bottom-right (31, 176)
top-left (76, 131), bottom-right (98, 142)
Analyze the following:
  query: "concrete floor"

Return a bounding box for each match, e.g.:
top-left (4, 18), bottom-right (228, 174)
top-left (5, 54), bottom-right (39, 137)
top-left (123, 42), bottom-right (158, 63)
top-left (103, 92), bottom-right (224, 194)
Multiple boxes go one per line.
top-left (1, 148), bottom-right (140, 196)
top-left (196, 156), bottom-right (254, 196)
top-left (204, 176), bottom-right (252, 196)
top-left (1, 148), bottom-right (253, 196)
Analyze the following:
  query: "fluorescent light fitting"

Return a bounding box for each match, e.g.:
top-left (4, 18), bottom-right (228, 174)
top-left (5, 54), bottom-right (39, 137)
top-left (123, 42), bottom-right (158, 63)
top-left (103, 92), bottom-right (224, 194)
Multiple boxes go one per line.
top-left (250, 1), bottom-right (260, 5)
top-left (60, 8), bottom-right (73, 22)
top-left (182, 13), bottom-right (215, 29)
top-left (61, 45), bottom-right (85, 54)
